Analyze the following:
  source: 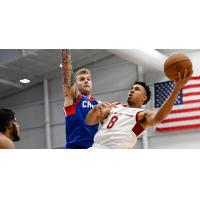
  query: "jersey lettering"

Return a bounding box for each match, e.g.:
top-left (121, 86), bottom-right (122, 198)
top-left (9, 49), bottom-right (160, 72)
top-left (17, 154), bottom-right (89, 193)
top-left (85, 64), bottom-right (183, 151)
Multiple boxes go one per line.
top-left (107, 116), bottom-right (119, 129)
top-left (82, 101), bottom-right (94, 108)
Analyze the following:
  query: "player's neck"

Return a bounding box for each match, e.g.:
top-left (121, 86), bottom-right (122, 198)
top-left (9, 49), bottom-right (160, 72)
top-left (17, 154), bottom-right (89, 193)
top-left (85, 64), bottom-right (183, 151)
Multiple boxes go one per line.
top-left (86, 93), bottom-right (92, 99)
top-left (128, 102), bottom-right (142, 108)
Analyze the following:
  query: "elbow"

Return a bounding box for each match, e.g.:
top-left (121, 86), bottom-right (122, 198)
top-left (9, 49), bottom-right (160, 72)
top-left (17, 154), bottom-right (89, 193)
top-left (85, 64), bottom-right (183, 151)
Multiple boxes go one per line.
top-left (85, 119), bottom-right (92, 125)
top-left (85, 116), bottom-right (96, 125)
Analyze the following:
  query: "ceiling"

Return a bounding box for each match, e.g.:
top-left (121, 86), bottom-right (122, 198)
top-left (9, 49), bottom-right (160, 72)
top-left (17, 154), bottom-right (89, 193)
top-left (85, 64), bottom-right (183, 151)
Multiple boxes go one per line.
top-left (0, 49), bottom-right (196, 99)
top-left (0, 49), bottom-right (113, 98)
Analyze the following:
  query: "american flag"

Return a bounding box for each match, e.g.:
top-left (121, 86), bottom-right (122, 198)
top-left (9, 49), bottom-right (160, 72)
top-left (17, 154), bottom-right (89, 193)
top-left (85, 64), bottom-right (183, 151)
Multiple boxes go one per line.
top-left (154, 76), bottom-right (200, 132)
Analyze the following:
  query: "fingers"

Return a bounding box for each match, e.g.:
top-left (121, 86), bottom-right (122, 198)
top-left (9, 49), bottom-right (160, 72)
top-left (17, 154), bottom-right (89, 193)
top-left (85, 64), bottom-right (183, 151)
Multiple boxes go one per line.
top-left (112, 102), bottom-right (119, 106)
top-left (177, 69), bottom-right (192, 82)
top-left (188, 70), bottom-right (193, 79)
top-left (61, 49), bottom-right (71, 56)
top-left (97, 102), bottom-right (113, 113)
top-left (100, 102), bottom-right (113, 109)
top-left (61, 49), bottom-right (71, 64)
top-left (183, 69), bottom-right (193, 81)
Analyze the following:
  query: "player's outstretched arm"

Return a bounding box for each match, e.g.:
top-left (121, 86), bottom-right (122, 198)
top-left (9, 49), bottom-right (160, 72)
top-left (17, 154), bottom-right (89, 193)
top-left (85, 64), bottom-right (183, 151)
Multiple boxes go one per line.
top-left (86, 102), bottom-right (113, 125)
top-left (140, 69), bottom-right (193, 128)
top-left (61, 49), bottom-right (79, 106)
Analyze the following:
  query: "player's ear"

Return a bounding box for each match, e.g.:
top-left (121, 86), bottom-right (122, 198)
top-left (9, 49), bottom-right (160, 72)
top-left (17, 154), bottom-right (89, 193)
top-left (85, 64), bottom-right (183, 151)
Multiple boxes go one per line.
top-left (6, 121), bottom-right (13, 129)
top-left (142, 95), bottom-right (147, 104)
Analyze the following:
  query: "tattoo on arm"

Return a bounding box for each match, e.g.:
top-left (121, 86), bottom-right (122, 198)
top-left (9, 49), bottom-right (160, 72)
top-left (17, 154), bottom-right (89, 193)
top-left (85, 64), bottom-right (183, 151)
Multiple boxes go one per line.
top-left (61, 49), bottom-right (74, 95)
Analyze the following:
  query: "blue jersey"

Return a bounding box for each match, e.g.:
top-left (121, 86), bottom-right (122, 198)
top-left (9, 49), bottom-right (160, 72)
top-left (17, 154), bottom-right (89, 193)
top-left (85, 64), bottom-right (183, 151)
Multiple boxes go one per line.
top-left (64, 95), bottom-right (99, 149)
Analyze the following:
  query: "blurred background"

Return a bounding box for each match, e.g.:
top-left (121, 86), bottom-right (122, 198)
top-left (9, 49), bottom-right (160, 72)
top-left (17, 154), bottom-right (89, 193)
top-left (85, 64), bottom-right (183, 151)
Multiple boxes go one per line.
top-left (0, 49), bottom-right (200, 149)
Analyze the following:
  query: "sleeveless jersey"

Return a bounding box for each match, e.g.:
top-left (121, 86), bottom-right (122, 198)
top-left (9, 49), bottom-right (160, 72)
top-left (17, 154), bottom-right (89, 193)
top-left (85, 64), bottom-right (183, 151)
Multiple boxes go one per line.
top-left (64, 95), bottom-right (99, 149)
top-left (92, 104), bottom-right (145, 149)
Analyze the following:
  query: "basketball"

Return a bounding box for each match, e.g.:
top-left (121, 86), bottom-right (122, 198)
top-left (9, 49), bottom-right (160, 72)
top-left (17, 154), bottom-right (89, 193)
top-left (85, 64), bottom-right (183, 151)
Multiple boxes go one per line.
top-left (164, 53), bottom-right (192, 81)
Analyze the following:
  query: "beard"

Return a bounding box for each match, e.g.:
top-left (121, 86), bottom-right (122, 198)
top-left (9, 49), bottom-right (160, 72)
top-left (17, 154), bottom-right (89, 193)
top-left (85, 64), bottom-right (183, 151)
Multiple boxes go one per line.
top-left (12, 124), bottom-right (20, 141)
top-left (81, 87), bottom-right (91, 96)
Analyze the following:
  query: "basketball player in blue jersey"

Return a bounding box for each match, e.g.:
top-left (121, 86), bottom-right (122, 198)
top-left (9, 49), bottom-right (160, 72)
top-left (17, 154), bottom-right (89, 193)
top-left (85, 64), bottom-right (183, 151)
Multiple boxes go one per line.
top-left (86, 69), bottom-right (193, 148)
top-left (0, 108), bottom-right (20, 149)
top-left (61, 50), bottom-right (99, 149)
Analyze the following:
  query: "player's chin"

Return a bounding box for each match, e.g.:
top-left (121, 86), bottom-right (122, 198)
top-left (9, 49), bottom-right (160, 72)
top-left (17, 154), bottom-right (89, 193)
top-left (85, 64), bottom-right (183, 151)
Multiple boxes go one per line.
top-left (82, 89), bottom-right (91, 96)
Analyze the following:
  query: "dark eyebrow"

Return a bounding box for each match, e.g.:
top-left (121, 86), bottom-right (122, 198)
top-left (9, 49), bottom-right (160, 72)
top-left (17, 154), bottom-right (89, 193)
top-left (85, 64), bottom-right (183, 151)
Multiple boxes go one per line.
top-left (134, 86), bottom-right (141, 90)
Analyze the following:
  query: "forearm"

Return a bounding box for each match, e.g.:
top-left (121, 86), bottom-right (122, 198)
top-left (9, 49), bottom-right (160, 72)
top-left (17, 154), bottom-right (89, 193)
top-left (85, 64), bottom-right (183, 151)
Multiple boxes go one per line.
top-left (61, 50), bottom-right (74, 97)
top-left (85, 106), bottom-right (102, 125)
top-left (62, 64), bottom-right (73, 86)
top-left (86, 103), bottom-right (113, 125)
top-left (62, 64), bottom-right (73, 97)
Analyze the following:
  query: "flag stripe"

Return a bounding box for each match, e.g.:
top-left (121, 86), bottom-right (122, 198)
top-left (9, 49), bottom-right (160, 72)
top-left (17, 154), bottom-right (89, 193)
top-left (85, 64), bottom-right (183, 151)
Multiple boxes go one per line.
top-left (183, 92), bottom-right (200, 97)
top-left (157, 119), bottom-right (200, 127)
top-left (183, 87), bottom-right (200, 94)
top-left (183, 84), bottom-right (200, 89)
top-left (156, 124), bottom-right (200, 132)
top-left (183, 99), bottom-right (200, 104)
top-left (170, 106), bottom-right (200, 114)
top-left (160, 115), bottom-right (200, 123)
top-left (183, 96), bottom-right (200, 101)
top-left (166, 110), bottom-right (200, 119)
top-left (190, 76), bottom-right (200, 80)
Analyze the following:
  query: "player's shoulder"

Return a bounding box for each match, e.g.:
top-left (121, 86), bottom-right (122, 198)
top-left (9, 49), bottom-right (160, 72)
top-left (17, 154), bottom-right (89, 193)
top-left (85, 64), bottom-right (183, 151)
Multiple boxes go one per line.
top-left (0, 135), bottom-right (15, 149)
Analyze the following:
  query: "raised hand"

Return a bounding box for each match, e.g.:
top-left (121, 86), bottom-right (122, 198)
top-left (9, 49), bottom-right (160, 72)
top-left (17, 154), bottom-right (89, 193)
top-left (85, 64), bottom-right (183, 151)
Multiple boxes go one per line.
top-left (61, 49), bottom-right (71, 65)
top-left (174, 69), bottom-right (193, 91)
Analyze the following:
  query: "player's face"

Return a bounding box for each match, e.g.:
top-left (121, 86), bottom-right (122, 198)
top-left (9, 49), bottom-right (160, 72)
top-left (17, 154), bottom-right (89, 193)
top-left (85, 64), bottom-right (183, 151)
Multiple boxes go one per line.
top-left (127, 84), bottom-right (147, 106)
top-left (76, 74), bottom-right (92, 96)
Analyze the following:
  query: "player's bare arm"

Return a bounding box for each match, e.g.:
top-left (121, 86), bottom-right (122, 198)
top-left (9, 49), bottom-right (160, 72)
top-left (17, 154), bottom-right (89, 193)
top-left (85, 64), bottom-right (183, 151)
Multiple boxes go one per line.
top-left (86, 102), bottom-right (114, 125)
top-left (140, 69), bottom-right (193, 129)
top-left (61, 49), bottom-right (79, 106)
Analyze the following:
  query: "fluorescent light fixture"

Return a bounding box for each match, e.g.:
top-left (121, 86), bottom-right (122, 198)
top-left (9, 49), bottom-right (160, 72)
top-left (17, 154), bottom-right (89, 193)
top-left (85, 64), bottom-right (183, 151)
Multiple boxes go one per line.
top-left (20, 79), bottom-right (30, 84)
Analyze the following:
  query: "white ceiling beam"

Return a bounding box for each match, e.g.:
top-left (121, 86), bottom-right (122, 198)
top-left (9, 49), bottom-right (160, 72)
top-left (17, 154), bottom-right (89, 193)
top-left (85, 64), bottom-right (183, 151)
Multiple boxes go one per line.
top-left (0, 78), bottom-right (23, 88)
top-left (107, 49), bottom-right (167, 72)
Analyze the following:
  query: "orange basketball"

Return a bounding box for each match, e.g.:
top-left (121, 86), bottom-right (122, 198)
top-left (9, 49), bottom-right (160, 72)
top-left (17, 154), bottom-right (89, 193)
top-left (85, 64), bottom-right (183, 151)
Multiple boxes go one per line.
top-left (164, 53), bottom-right (192, 81)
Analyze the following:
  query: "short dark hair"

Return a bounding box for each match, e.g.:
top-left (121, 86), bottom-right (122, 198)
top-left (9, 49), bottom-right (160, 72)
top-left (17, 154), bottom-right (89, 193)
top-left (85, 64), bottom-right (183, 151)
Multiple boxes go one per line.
top-left (0, 108), bottom-right (15, 132)
top-left (134, 81), bottom-right (151, 105)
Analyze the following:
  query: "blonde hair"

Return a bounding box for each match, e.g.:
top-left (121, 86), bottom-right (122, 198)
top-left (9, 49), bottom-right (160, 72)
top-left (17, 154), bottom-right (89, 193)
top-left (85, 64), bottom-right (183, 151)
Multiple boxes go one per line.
top-left (75, 68), bottom-right (91, 79)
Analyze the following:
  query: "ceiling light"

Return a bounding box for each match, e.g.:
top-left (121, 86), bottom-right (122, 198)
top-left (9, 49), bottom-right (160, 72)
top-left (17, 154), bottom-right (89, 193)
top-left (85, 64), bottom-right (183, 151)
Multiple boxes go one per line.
top-left (20, 79), bottom-right (30, 84)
